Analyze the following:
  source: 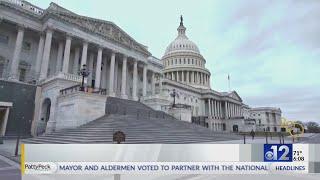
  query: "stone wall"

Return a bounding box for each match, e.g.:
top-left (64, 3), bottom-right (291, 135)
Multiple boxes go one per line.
top-left (55, 92), bottom-right (106, 130)
top-left (0, 80), bottom-right (36, 136)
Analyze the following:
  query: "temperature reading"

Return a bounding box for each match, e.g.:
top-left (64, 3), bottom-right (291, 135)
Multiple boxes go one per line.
top-left (293, 150), bottom-right (305, 161)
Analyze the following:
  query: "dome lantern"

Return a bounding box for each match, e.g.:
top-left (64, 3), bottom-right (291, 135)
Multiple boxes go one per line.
top-left (164, 16), bottom-right (201, 56)
top-left (177, 15), bottom-right (186, 36)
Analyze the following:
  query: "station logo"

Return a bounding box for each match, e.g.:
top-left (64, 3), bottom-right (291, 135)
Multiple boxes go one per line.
top-left (264, 144), bottom-right (292, 162)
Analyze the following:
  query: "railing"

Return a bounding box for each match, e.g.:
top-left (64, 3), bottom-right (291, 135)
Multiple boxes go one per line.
top-left (2, 0), bottom-right (44, 15)
top-left (161, 103), bottom-right (192, 111)
top-left (60, 85), bottom-right (81, 95)
top-left (60, 73), bottom-right (82, 82)
top-left (42, 72), bottom-right (82, 84)
top-left (60, 84), bottom-right (107, 96)
top-left (105, 103), bottom-right (177, 122)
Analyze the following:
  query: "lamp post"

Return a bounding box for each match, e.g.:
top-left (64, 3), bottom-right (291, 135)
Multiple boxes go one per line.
top-left (170, 89), bottom-right (178, 107)
top-left (78, 64), bottom-right (90, 91)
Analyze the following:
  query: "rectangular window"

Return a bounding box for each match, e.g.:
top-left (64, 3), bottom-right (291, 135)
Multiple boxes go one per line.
top-left (0, 63), bottom-right (4, 78)
top-left (22, 41), bottom-right (31, 51)
top-left (19, 68), bottom-right (26, 82)
top-left (0, 34), bottom-right (9, 45)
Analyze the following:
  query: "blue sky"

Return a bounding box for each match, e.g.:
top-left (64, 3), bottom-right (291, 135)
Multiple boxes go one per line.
top-left (29, 0), bottom-right (320, 123)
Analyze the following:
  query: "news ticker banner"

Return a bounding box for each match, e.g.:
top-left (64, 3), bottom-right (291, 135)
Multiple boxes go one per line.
top-left (21, 144), bottom-right (320, 175)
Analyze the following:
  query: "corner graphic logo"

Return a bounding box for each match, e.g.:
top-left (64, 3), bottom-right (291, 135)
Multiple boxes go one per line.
top-left (24, 162), bottom-right (58, 174)
top-left (264, 144), bottom-right (292, 162)
top-left (281, 117), bottom-right (305, 138)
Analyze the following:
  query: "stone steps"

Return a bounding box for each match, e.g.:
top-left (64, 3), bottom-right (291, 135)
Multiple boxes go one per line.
top-left (23, 97), bottom-right (241, 144)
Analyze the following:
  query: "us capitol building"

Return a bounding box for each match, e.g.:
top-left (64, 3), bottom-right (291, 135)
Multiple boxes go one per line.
top-left (0, 0), bottom-right (282, 138)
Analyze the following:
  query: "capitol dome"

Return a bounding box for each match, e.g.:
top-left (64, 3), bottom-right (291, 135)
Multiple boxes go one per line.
top-left (162, 16), bottom-right (211, 90)
top-left (164, 18), bottom-right (200, 56)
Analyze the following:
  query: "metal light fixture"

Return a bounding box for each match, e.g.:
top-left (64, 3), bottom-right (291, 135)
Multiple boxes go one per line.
top-left (78, 64), bottom-right (90, 91)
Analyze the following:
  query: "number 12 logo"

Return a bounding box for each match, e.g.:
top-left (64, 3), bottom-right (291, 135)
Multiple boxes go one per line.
top-left (264, 144), bottom-right (292, 162)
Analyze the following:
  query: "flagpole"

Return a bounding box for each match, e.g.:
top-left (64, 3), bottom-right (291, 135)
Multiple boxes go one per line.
top-left (228, 74), bottom-right (231, 92)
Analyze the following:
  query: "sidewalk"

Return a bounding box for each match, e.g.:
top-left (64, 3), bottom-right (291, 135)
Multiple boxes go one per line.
top-left (0, 139), bottom-right (21, 163)
top-left (212, 133), bottom-right (313, 144)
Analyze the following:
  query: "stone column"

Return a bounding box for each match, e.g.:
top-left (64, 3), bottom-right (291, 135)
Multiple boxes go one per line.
top-left (39, 28), bottom-right (53, 80)
top-left (211, 99), bottom-right (214, 117)
top-left (108, 51), bottom-right (116, 96)
top-left (229, 103), bottom-right (232, 118)
top-left (191, 71), bottom-right (194, 83)
top-left (214, 100), bottom-right (217, 119)
top-left (225, 102), bottom-right (228, 119)
top-left (206, 75), bottom-right (208, 86)
top-left (172, 71), bottom-right (176, 81)
top-left (217, 101), bottom-right (220, 118)
top-left (208, 99), bottom-right (212, 116)
top-left (196, 72), bottom-right (200, 84)
top-left (142, 64), bottom-right (147, 97)
top-left (218, 101), bottom-right (221, 119)
top-left (35, 34), bottom-right (45, 79)
top-left (151, 72), bottom-right (155, 95)
top-left (229, 103), bottom-right (231, 118)
top-left (80, 41), bottom-right (88, 68)
top-left (9, 26), bottom-right (24, 80)
top-left (72, 47), bottom-right (80, 74)
top-left (202, 73), bottom-right (205, 85)
top-left (88, 53), bottom-right (94, 87)
top-left (216, 101), bottom-right (219, 119)
top-left (132, 60), bottom-right (138, 100)
top-left (114, 58), bottom-right (118, 93)
top-left (181, 71), bottom-right (184, 82)
top-left (177, 71), bottom-right (180, 82)
top-left (121, 55), bottom-right (128, 99)
top-left (94, 47), bottom-right (103, 89)
top-left (231, 104), bottom-right (234, 117)
top-left (186, 71), bottom-right (189, 83)
top-left (62, 35), bottom-right (72, 73)
top-left (231, 103), bottom-right (234, 118)
top-left (55, 41), bottom-right (64, 73)
top-left (159, 75), bottom-right (163, 95)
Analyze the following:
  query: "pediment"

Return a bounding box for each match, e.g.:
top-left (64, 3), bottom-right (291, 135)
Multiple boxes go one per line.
top-left (45, 3), bottom-right (150, 56)
top-left (229, 91), bottom-right (242, 102)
